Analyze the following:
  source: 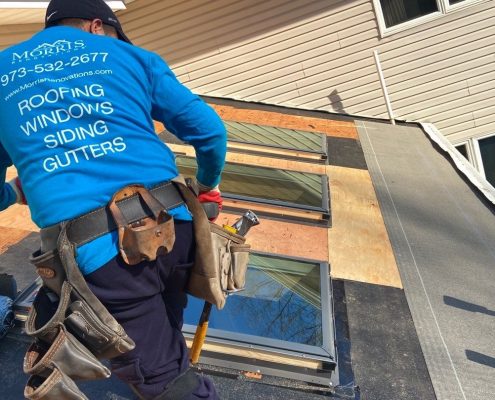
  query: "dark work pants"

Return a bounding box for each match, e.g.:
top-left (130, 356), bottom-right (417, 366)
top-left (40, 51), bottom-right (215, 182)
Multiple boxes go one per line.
top-left (85, 221), bottom-right (218, 400)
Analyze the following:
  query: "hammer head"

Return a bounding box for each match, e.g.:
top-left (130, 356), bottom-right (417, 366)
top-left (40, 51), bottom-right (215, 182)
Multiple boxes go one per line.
top-left (233, 210), bottom-right (260, 237)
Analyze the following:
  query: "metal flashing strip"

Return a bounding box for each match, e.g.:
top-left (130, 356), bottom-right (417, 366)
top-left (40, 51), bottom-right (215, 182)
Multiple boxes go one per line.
top-left (196, 352), bottom-right (334, 388)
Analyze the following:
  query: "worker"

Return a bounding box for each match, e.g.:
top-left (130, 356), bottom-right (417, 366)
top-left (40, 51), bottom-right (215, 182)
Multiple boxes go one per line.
top-left (0, 0), bottom-right (225, 399)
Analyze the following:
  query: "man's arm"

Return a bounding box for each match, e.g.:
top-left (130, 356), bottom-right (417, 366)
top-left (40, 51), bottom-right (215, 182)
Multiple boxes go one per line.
top-left (148, 54), bottom-right (227, 190)
top-left (0, 143), bottom-right (23, 210)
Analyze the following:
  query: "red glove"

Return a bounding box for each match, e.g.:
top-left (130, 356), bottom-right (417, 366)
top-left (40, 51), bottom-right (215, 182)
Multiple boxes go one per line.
top-left (8, 177), bottom-right (27, 205)
top-left (197, 185), bottom-right (222, 222)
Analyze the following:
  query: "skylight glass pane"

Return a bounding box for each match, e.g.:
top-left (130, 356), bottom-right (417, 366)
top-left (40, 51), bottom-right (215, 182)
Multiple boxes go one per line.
top-left (176, 156), bottom-right (325, 209)
top-left (184, 254), bottom-right (324, 347)
top-left (225, 121), bottom-right (325, 154)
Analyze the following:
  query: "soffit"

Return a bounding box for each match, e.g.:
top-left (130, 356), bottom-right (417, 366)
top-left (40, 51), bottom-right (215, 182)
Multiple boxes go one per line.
top-left (0, 9), bottom-right (44, 25)
top-left (0, 1), bottom-right (128, 25)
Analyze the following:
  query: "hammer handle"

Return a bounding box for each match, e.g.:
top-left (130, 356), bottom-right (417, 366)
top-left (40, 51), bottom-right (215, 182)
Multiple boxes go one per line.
top-left (189, 302), bottom-right (213, 364)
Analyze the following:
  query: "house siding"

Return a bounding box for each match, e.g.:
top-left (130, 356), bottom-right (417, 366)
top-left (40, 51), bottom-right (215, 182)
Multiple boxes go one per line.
top-left (117, 0), bottom-right (495, 143)
top-left (1, 1), bottom-right (493, 143)
top-left (0, 23), bottom-right (42, 50)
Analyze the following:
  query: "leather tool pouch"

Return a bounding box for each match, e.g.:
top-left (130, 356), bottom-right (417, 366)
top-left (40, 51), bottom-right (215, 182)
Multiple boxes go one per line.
top-left (172, 176), bottom-right (251, 310)
top-left (23, 324), bottom-right (110, 380)
top-left (24, 364), bottom-right (89, 400)
top-left (108, 185), bottom-right (175, 265)
top-left (210, 223), bottom-right (251, 294)
top-left (28, 240), bottom-right (135, 360)
top-left (25, 228), bottom-right (136, 399)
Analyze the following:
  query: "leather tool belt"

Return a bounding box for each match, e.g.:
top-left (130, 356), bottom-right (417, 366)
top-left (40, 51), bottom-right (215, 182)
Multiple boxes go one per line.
top-left (23, 182), bottom-right (184, 400)
top-left (22, 177), bottom-right (252, 399)
top-left (40, 181), bottom-right (184, 250)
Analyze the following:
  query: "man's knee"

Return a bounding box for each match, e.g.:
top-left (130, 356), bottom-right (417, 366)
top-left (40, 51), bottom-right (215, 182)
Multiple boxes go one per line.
top-left (124, 367), bottom-right (218, 400)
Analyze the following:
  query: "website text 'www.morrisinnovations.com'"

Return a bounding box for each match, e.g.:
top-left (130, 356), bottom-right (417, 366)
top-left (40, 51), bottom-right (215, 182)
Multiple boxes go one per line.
top-left (4, 69), bottom-right (113, 102)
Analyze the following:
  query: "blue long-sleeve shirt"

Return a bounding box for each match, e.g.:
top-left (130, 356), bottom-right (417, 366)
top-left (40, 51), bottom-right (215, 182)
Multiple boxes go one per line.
top-left (0, 26), bottom-right (226, 274)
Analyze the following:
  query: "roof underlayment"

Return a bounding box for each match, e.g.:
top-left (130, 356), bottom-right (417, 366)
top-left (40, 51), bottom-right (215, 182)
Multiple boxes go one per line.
top-left (0, 98), bottom-right (494, 399)
top-left (357, 119), bottom-right (495, 400)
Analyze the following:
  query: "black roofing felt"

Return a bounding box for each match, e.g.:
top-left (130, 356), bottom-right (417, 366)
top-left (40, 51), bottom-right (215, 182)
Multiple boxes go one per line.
top-left (326, 137), bottom-right (367, 170)
top-left (1, 277), bottom-right (436, 400)
top-left (2, 99), bottom-right (494, 398)
top-left (342, 280), bottom-right (436, 400)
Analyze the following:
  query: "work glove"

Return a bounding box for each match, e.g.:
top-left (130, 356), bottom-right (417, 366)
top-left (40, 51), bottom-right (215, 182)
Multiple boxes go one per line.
top-left (8, 177), bottom-right (27, 205)
top-left (197, 183), bottom-right (222, 222)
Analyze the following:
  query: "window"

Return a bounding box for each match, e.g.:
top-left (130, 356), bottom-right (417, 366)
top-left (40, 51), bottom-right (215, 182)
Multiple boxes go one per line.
top-left (454, 135), bottom-right (495, 188)
top-left (224, 121), bottom-right (328, 162)
top-left (379, 0), bottom-right (439, 28)
top-left (479, 135), bottom-right (495, 187)
top-left (455, 143), bottom-right (468, 160)
top-left (373, 0), bottom-right (487, 35)
top-left (183, 253), bottom-right (336, 384)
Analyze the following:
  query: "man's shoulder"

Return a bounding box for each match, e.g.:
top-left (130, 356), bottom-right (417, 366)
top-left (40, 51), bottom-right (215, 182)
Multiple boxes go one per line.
top-left (0, 37), bottom-right (36, 68)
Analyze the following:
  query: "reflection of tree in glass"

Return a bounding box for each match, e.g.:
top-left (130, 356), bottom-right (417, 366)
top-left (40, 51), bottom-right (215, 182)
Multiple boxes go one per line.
top-left (231, 270), bottom-right (323, 346)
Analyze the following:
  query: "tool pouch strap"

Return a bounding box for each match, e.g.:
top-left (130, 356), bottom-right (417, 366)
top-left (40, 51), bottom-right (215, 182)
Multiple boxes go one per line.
top-left (58, 222), bottom-right (134, 358)
top-left (24, 364), bottom-right (89, 400)
top-left (27, 221), bottom-right (135, 360)
top-left (172, 176), bottom-right (251, 310)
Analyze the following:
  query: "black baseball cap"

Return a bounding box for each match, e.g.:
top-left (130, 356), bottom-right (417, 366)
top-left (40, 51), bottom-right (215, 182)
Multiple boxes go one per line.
top-left (45, 0), bottom-right (132, 44)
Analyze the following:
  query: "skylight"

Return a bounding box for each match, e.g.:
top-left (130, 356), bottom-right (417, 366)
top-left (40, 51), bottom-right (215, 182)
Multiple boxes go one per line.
top-left (183, 252), bottom-right (336, 385)
top-left (175, 155), bottom-right (331, 224)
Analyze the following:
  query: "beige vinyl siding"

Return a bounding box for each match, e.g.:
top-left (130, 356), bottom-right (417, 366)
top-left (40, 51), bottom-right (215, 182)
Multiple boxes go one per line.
top-left (117, 0), bottom-right (495, 143)
top-left (1, 1), bottom-right (492, 143)
top-left (0, 23), bottom-right (42, 50)
top-left (0, 9), bottom-right (45, 26)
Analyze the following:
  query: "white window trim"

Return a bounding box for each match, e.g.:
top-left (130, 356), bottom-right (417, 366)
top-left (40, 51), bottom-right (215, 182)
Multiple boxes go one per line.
top-left (372, 0), bottom-right (491, 38)
top-left (454, 140), bottom-right (475, 161)
top-left (454, 133), bottom-right (495, 182)
top-left (471, 138), bottom-right (486, 178)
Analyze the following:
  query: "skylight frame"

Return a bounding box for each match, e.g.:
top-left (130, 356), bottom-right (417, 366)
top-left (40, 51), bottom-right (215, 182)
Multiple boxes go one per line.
top-left (224, 120), bottom-right (328, 161)
top-left (175, 155), bottom-right (331, 216)
top-left (182, 252), bottom-right (336, 372)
